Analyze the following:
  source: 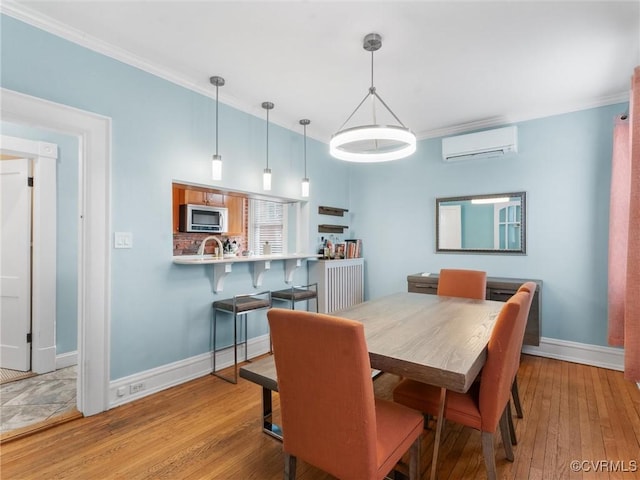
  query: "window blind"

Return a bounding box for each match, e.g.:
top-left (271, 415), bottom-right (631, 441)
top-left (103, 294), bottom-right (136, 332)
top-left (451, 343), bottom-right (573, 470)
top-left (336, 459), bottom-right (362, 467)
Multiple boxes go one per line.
top-left (249, 199), bottom-right (287, 254)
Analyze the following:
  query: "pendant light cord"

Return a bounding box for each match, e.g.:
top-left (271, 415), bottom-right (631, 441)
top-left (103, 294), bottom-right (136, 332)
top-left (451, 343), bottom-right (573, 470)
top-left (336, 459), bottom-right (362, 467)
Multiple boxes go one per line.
top-left (215, 84), bottom-right (219, 156)
top-left (370, 50), bottom-right (374, 91)
top-left (304, 123), bottom-right (307, 177)
top-left (266, 108), bottom-right (269, 169)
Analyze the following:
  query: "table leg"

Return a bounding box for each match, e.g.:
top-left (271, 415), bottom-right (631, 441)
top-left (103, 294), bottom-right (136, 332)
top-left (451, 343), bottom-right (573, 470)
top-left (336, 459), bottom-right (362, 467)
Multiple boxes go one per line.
top-left (430, 387), bottom-right (447, 480)
top-left (262, 386), bottom-right (283, 441)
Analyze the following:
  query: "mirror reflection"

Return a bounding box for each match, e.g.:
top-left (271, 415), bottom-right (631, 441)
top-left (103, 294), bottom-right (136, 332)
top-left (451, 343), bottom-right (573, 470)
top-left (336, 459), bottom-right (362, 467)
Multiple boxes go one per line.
top-left (436, 192), bottom-right (526, 254)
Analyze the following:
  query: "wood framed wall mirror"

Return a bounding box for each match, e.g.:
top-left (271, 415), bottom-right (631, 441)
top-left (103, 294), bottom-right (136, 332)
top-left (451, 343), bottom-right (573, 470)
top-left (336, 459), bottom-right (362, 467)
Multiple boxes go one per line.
top-left (436, 191), bottom-right (526, 254)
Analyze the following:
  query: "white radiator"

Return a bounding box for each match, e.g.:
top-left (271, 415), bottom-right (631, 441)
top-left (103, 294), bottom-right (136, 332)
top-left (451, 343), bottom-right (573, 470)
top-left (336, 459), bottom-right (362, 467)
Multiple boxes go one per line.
top-left (309, 258), bottom-right (364, 313)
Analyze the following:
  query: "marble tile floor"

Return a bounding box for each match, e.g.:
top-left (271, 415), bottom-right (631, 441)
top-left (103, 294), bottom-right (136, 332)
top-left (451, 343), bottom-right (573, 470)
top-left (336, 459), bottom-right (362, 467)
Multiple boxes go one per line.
top-left (0, 366), bottom-right (77, 434)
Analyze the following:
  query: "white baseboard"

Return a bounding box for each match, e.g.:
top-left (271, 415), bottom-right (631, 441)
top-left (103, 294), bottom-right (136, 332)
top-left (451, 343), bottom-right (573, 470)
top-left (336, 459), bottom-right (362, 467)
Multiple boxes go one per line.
top-left (522, 337), bottom-right (624, 371)
top-left (108, 334), bottom-right (271, 408)
top-left (105, 334), bottom-right (626, 409)
top-left (56, 351), bottom-right (78, 369)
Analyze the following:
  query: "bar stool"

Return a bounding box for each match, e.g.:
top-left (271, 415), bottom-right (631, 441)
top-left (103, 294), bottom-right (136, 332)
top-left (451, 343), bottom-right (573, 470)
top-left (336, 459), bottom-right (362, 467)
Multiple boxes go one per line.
top-left (212, 290), bottom-right (272, 384)
top-left (271, 283), bottom-right (318, 312)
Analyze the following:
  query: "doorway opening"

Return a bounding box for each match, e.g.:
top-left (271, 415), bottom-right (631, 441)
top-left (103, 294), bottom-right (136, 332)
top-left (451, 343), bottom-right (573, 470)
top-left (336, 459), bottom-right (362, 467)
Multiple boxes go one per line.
top-left (2, 87), bottom-right (111, 418)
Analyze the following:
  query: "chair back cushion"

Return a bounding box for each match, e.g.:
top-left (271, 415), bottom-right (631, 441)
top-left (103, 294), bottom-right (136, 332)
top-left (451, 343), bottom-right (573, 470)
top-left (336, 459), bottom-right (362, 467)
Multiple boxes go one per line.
top-left (478, 291), bottom-right (529, 432)
top-left (437, 269), bottom-right (487, 299)
top-left (511, 281), bottom-right (537, 373)
top-left (268, 308), bottom-right (378, 479)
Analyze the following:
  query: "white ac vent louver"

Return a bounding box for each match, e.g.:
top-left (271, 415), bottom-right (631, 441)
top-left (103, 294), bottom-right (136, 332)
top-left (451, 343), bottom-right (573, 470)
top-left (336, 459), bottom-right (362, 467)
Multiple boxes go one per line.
top-left (442, 126), bottom-right (518, 162)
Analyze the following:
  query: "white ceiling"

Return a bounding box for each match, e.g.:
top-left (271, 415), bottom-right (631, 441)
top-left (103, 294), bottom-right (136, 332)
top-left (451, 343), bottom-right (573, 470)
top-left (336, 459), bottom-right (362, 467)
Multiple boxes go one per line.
top-left (4, 1), bottom-right (639, 143)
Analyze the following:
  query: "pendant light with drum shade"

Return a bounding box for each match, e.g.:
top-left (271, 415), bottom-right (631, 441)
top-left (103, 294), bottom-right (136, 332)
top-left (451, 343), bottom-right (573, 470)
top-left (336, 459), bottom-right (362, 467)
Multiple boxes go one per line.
top-left (300, 119), bottom-right (310, 197)
top-left (330, 33), bottom-right (416, 163)
top-left (262, 101), bottom-right (274, 191)
top-left (210, 75), bottom-right (224, 180)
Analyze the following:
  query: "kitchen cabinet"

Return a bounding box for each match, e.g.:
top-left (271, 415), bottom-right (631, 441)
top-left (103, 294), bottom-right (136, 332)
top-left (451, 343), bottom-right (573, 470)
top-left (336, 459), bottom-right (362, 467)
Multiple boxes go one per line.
top-left (407, 273), bottom-right (542, 346)
top-left (225, 195), bottom-right (245, 236)
top-left (172, 185), bottom-right (245, 235)
top-left (185, 190), bottom-right (224, 206)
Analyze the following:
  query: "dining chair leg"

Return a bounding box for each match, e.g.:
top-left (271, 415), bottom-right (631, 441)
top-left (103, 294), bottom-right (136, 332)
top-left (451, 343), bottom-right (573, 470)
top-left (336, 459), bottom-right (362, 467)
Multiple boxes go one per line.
top-left (512, 377), bottom-right (523, 418)
top-left (284, 452), bottom-right (297, 480)
top-left (481, 431), bottom-right (497, 480)
top-left (507, 400), bottom-right (517, 445)
top-left (499, 407), bottom-right (515, 462)
top-left (430, 387), bottom-right (447, 480)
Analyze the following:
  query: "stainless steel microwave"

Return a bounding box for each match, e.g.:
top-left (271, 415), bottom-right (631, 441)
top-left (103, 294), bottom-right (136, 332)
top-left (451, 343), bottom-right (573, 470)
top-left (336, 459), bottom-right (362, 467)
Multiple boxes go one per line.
top-left (179, 204), bottom-right (228, 233)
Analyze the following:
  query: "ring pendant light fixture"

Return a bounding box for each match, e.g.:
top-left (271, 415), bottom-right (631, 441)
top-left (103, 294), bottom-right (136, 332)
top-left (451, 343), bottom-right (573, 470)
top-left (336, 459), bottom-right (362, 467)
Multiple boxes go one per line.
top-left (210, 75), bottom-right (225, 180)
top-left (262, 101), bottom-right (274, 191)
top-left (330, 33), bottom-right (416, 163)
top-left (300, 119), bottom-right (310, 197)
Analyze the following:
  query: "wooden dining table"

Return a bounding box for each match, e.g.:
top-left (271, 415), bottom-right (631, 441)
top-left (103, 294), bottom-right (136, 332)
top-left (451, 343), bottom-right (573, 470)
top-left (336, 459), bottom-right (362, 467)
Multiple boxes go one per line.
top-left (240, 291), bottom-right (505, 480)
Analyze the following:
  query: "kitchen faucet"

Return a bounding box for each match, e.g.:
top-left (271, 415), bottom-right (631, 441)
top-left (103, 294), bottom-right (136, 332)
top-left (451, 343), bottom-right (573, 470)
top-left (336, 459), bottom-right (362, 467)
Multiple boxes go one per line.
top-left (197, 235), bottom-right (224, 258)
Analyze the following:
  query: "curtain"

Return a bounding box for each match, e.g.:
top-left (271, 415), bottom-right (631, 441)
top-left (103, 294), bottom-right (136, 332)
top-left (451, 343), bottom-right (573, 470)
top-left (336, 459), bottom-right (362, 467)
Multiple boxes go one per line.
top-left (608, 66), bottom-right (640, 382)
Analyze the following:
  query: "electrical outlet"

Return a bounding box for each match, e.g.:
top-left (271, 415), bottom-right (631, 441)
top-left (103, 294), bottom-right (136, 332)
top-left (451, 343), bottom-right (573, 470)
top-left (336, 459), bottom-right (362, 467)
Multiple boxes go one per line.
top-left (114, 232), bottom-right (133, 249)
top-left (129, 382), bottom-right (144, 394)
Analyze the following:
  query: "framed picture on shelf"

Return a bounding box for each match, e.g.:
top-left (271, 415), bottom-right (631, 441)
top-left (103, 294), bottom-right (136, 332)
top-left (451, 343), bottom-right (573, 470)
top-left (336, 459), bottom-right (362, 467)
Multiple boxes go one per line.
top-left (335, 243), bottom-right (346, 259)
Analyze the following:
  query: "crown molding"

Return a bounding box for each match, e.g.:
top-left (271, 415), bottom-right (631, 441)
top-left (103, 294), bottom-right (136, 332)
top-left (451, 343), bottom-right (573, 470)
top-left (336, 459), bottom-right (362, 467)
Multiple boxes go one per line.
top-left (417, 91), bottom-right (630, 140)
top-left (2, 2), bottom-right (631, 145)
top-left (0, 2), bottom-right (318, 141)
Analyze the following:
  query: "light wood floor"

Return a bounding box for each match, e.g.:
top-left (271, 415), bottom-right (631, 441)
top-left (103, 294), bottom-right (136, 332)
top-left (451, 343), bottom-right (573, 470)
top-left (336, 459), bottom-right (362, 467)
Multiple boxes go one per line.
top-left (1, 355), bottom-right (639, 479)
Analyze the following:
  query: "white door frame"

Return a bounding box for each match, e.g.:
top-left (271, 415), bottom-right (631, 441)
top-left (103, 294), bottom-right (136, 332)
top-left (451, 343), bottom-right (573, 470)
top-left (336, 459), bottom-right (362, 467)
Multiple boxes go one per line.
top-left (1, 135), bottom-right (58, 374)
top-left (1, 88), bottom-right (111, 416)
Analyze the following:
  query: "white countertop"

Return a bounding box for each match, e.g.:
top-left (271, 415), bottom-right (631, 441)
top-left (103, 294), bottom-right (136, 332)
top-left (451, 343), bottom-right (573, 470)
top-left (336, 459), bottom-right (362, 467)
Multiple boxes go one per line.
top-left (172, 253), bottom-right (321, 265)
top-left (172, 253), bottom-right (321, 292)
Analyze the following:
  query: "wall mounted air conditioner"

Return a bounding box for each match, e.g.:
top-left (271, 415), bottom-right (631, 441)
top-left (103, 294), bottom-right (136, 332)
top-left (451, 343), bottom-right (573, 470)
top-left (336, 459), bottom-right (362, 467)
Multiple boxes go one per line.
top-left (442, 126), bottom-right (518, 162)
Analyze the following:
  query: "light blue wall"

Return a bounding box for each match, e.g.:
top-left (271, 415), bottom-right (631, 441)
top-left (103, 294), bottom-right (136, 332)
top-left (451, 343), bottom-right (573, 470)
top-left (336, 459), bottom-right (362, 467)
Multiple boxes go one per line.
top-left (0, 121), bottom-right (79, 355)
top-left (1, 13), bottom-right (624, 382)
top-left (348, 103), bottom-right (625, 347)
top-left (1, 15), bottom-right (350, 380)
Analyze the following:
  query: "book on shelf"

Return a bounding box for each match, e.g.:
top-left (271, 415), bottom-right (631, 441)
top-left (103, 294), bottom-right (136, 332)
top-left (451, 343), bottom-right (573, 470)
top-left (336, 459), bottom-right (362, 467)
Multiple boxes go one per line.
top-left (344, 239), bottom-right (362, 259)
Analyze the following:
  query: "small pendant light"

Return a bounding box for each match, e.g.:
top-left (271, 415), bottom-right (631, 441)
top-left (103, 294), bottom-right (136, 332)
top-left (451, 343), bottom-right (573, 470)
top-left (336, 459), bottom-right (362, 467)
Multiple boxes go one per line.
top-left (262, 101), bottom-right (274, 191)
top-left (300, 119), bottom-right (310, 197)
top-left (210, 76), bottom-right (225, 181)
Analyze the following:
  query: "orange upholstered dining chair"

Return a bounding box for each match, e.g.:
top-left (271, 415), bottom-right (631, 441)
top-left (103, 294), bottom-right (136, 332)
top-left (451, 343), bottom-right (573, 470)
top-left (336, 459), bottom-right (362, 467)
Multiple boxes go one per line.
top-left (437, 268), bottom-right (487, 299)
top-left (509, 282), bottom-right (537, 421)
top-left (267, 308), bottom-right (423, 480)
top-left (392, 290), bottom-right (530, 480)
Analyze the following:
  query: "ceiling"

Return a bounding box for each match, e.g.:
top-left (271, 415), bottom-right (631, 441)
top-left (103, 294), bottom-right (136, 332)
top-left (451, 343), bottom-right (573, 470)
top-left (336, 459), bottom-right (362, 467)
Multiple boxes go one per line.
top-left (4, 1), bottom-right (639, 143)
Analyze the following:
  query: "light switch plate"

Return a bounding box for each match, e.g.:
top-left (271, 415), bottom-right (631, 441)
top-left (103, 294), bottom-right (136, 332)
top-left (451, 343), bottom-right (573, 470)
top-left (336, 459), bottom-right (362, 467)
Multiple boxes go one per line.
top-left (114, 232), bottom-right (133, 249)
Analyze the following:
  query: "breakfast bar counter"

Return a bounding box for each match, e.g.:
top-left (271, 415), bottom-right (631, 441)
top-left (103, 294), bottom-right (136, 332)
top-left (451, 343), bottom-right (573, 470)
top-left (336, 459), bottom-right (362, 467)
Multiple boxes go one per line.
top-left (173, 253), bottom-right (321, 292)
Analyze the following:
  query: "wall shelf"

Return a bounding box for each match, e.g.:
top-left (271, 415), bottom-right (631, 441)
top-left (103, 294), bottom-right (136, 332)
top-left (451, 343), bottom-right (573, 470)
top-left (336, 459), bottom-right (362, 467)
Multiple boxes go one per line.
top-left (318, 224), bottom-right (348, 233)
top-left (318, 206), bottom-right (349, 217)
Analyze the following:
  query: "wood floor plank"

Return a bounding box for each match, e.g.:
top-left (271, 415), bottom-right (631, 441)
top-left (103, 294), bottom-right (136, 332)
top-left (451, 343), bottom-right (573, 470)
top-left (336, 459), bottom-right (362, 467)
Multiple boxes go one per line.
top-left (568, 362), bottom-right (584, 480)
top-left (513, 355), bottom-right (543, 479)
top-left (556, 359), bottom-right (572, 480)
top-left (530, 350), bottom-right (552, 476)
top-left (1, 356), bottom-right (639, 480)
top-left (584, 364), bottom-right (610, 479)
top-left (543, 355), bottom-right (561, 480)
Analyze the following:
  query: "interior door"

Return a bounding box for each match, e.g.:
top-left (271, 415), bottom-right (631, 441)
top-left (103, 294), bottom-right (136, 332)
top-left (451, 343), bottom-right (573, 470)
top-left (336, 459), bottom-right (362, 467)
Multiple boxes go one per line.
top-left (0, 157), bottom-right (32, 371)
